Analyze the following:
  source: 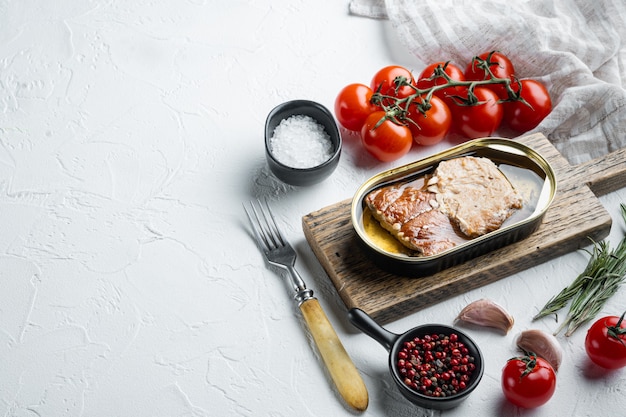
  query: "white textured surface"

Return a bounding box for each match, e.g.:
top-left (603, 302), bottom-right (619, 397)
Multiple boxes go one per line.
top-left (0, 1), bottom-right (625, 416)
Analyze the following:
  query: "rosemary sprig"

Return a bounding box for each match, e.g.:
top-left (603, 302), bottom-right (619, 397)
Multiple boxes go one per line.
top-left (533, 203), bottom-right (626, 336)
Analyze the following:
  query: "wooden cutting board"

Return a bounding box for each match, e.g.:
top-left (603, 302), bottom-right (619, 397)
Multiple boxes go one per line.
top-left (302, 133), bottom-right (626, 324)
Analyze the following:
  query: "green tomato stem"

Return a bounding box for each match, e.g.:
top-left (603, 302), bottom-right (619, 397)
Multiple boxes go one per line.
top-left (370, 55), bottom-right (527, 127)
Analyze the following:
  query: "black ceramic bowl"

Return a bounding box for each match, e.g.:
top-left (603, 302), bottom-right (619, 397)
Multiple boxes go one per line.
top-left (348, 308), bottom-right (484, 410)
top-left (265, 100), bottom-right (341, 186)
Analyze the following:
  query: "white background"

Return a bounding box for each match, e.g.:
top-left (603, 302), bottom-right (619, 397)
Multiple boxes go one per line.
top-left (0, 1), bottom-right (625, 416)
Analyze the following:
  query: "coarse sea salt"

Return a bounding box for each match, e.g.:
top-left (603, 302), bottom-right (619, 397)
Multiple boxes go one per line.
top-left (269, 114), bottom-right (334, 169)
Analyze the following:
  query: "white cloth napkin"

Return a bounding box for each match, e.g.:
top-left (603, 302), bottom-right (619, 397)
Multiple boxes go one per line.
top-left (348, 0), bottom-right (626, 165)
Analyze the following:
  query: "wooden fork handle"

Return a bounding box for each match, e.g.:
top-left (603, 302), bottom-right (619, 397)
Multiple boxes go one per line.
top-left (299, 298), bottom-right (369, 412)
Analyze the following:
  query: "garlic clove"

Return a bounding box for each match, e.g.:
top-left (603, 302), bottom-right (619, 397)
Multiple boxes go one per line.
top-left (516, 329), bottom-right (563, 372)
top-left (455, 298), bottom-right (514, 334)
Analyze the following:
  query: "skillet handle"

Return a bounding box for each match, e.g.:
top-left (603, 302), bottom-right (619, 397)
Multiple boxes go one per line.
top-left (299, 298), bottom-right (369, 412)
top-left (348, 308), bottom-right (399, 351)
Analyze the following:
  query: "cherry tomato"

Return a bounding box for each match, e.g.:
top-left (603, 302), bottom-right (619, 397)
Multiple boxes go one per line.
top-left (406, 95), bottom-right (452, 146)
top-left (360, 111), bottom-right (412, 162)
top-left (451, 87), bottom-right (503, 139)
top-left (334, 83), bottom-right (379, 131)
top-left (585, 312), bottom-right (626, 370)
top-left (503, 79), bottom-right (552, 132)
top-left (501, 353), bottom-right (556, 409)
top-left (370, 65), bottom-right (415, 99)
top-left (465, 51), bottom-right (515, 99)
top-left (416, 61), bottom-right (466, 105)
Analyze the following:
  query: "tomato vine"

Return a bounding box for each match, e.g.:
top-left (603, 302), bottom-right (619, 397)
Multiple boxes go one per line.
top-left (369, 57), bottom-right (525, 132)
top-left (334, 51), bottom-right (552, 162)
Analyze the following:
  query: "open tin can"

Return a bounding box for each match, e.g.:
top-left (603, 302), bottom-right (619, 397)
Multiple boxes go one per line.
top-left (351, 138), bottom-right (557, 277)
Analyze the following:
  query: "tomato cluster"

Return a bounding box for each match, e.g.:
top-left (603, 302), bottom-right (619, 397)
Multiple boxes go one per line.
top-left (334, 51), bottom-right (552, 162)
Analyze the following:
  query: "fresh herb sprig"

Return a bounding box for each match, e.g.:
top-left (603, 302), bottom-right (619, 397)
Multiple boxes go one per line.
top-left (533, 203), bottom-right (626, 336)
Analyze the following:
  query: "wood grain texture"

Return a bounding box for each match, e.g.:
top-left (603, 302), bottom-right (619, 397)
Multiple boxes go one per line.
top-left (302, 133), bottom-right (621, 324)
top-left (578, 146), bottom-right (626, 196)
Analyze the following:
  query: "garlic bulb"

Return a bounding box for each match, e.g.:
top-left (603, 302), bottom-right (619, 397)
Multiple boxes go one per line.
top-left (455, 298), bottom-right (514, 334)
top-left (516, 329), bottom-right (563, 371)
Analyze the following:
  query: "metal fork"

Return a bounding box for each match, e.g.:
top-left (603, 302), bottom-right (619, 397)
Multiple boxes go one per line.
top-left (244, 198), bottom-right (368, 412)
top-left (244, 198), bottom-right (313, 304)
